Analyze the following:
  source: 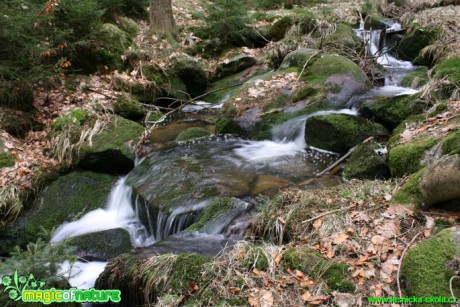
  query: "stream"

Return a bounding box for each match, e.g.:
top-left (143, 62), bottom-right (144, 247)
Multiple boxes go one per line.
top-left (50, 20), bottom-right (421, 290)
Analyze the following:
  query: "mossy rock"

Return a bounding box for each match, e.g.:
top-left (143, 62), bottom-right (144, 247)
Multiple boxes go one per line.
top-left (364, 15), bottom-right (393, 30)
top-left (420, 154), bottom-right (460, 210)
top-left (215, 55), bottom-right (257, 79)
top-left (392, 168), bottom-right (425, 207)
top-left (304, 114), bottom-right (388, 153)
top-left (442, 129), bottom-right (460, 156)
top-left (388, 138), bottom-right (437, 177)
top-left (401, 67), bottom-right (429, 88)
top-left (301, 54), bottom-right (370, 107)
top-left (175, 127), bottom-right (212, 143)
top-left (324, 23), bottom-right (361, 51)
top-left (402, 228), bottom-right (460, 302)
top-left (0, 139), bottom-right (15, 168)
top-left (434, 56), bottom-right (460, 86)
top-left (97, 23), bottom-right (132, 69)
top-left (19, 171), bottom-right (113, 245)
top-left (51, 109), bottom-right (89, 131)
top-left (215, 117), bottom-right (247, 136)
top-left (0, 81), bottom-right (34, 112)
top-left (267, 16), bottom-right (293, 41)
top-left (145, 110), bottom-right (164, 123)
top-left (283, 247), bottom-right (355, 293)
top-left (78, 115), bottom-right (144, 174)
top-left (141, 64), bottom-right (188, 101)
top-left (279, 48), bottom-right (319, 69)
top-left (396, 27), bottom-right (440, 64)
top-left (360, 94), bottom-right (427, 129)
top-left (173, 56), bottom-right (208, 98)
top-left (68, 228), bottom-right (132, 261)
top-left (185, 197), bottom-right (234, 232)
top-left (342, 143), bottom-right (390, 179)
top-left (113, 93), bottom-right (145, 120)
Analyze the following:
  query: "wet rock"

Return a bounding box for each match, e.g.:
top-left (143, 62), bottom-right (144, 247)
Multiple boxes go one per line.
top-left (360, 94), bottom-right (427, 129)
top-left (78, 115), bottom-right (144, 174)
top-left (304, 114), bottom-right (388, 153)
top-left (342, 143), bottom-right (390, 179)
top-left (215, 55), bottom-right (257, 79)
top-left (173, 56), bottom-right (208, 98)
top-left (396, 26), bottom-right (440, 65)
top-left (175, 127), bottom-right (212, 142)
top-left (279, 48), bottom-right (318, 69)
top-left (301, 54), bottom-right (371, 107)
top-left (69, 228), bottom-right (132, 261)
top-left (402, 228), bottom-right (460, 298)
top-left (420, 154), bottom-right (460, 209)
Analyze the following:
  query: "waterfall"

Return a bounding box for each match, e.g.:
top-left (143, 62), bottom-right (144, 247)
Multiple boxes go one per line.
top-left (51, 177), bottom-right (155, 248)
top-left (234, 108), bottom-right (357, 160)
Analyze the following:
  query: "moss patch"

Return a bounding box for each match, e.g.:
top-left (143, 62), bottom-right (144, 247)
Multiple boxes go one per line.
top-left (168, 253), bottom-right (213, 292)
top-left (442, 129), bottom-right (460, 156)
top-left (397, 27), bottom-right (440, 64)
top-left (388, 138), bottom-right (437, 177)
top-left (51, 109), bottom-right (89, 131)
top-left (113, 94), bottom-right (144, 120)
top-left (323, 23), bottom-right (361, 51)
top-left (267, 16), bottom-right (293, 41)
top-left (402, 229), bottom-right (459, 299)
top-left (186, 198), bottom-right (234, 232)
top-left (392, 168), bottom-right (425, 206)
top-left (302, 54), bottom-right (364, 85)
top-left (401, 67), bottom-right (429, 88)
top-left (0, 140), bottom-right (15, 168)
top-left (175, 127), bottom-right (212, 143)
top-left (342, 143), bottom-right (390, 180)
top-left (434, 56), bottom-right (460, 85)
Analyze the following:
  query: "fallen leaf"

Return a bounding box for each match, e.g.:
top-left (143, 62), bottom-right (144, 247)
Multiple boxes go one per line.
top-left (229, 287), bottom-right (240, 293)
top-left (272, 252), bottom-right (283, 265)
top-left (333, 233), bottom-right (349, 245)
top-left (313, 219), bottom-right (322, 229)
top-left (277, 216), bottom-right (286, 224)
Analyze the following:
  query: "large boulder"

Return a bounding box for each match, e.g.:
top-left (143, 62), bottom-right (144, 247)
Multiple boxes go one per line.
top-left (402, 228), bottom-right (460, 299)
top-left (215, 55), bottom-right (257, 79)
top-left (420, 154), bottom-right (460, 209)
top-left (396, 26), bottom-right (440, 65)
top-left (113, 93), bottom-right (145, 120)
top-left (279, 48), bottom-right (318, 69)
top-left (388, 138), bottom-right (437, 177)
top-left (323, 23), bottom-right (362, 51)
top-left (304, 114), bottom-right (388, 153)
top-left (360, 94), bottom-right (427, 129)
top-left (342, 143), bottom-right (390, 179)
top-left (173, 56), bottom-right (208, 98)
top-left (77, 115), bottom-right (144, 174)
top-left (302, 54), bottom-right (371, 107)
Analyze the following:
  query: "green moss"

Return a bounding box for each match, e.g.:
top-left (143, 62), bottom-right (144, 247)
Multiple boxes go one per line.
top-left (283, 247), bottom-right (355, 293)
top-left (397, 27), bottom-right (440, 64)
top-left (402, 229), bottom-right (459, 300)
top-left (292, 85), bottom-right (322, 102)
top-left (442, 129), bottom-right (460, 156)
top-left (389, 138), bottom-right (437, 177)
top-left (401, 67), bottom-right (429, 88)
top-left (387, 115), bottom-right (424, 147)
top-left (342, 143), bottom-right (390, 179)
top-left (324, 23), bottom-right (361, 51)
top-left (434, 57), bottom-right (460, 85)
top-left (215, 117), bottom-right (246, 136)
top-left (360, 94), bottom-right (426, 129)
top-left (268, 16), bottom-right (293, 41)
top-left (244, 245), bottom-right (269, 271)
top-left (168, 253), bottom-right (212, 292)
top-left (392, 168), bottom-right (425, 205)
top-left (22, 171), bottom-right (113, 243)
top-left (0, 140), bottom-right (15, 168)
top-left (146, 110), bottom-right (164, 122)
top-left (115, 16), bottom-right (139, 38)
top-left (51, 109), bottom-right (89, 131)
top-left (186, 198), bottom-right (234, 232)
top-left (175, 127), bottom-right (212, 143)
top-left (302, 54), bottom-right (364, 85)
top-left (97, 23), bottom-right (132, 68)
top-left (263, 93), bottom-right (289, 112)
top-left (114, 94), bottom-right (144, 120)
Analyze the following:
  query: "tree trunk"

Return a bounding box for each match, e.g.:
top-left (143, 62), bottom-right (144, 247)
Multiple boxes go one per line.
top-left (149, 0), bottom-right (175, 35)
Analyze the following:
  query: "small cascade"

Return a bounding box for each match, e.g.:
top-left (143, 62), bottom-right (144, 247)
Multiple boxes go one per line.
top-left (234, 108), bottom-right (357, 161)
top-left (58, 260), bottom-right (107, 290)
top-left (354, 21), bottom-right (419, 97)
top-left (51, 177), bottom-right (155, 247)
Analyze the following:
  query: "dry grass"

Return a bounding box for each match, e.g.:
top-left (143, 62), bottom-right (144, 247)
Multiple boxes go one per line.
top-left (0, 185), bottom-right (22, 227)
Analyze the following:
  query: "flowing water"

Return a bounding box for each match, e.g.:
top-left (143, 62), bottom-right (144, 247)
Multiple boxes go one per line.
top-left (51, 20), bottom-right (420, 290)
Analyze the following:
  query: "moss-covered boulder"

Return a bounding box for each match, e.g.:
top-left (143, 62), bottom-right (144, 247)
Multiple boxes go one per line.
top-left (113, 93), bottom-right (145, 120)
top-left (442, 129), bottom-right (460, 156)
top-left (175, 127), bottom-right (212, 143)
top-left (324, 23), bottom-right (361, 51)
top-left (342, 143), bottom-right (390, 179)
top-left (95, 253), bottom-right (212, 305)
top-left (267, 16), bottom-right (293, 41)
top-left (360, 94), bottom-right (427, 129)
top-left (396, 27), bottom-right (440, 64)
top-left (51, 108), bottom-right (89, 132)
top-left (0, 107), bottom-right (41, 138)
top-left (0, 138), bottom-right (15, 168)
top-left (279, 48), bottom-right (319, 69)
top-left (304, 114), bottom-right (388, 153)
top-left (388, 138), bottom-right (437, 177)
top-left (302, 54), bottom-right (371, 107)
top-left (420, 154), bottom-right (460, 209)
top-left (68, 228), bottom-right (132, 261)
top-left (283, 247), bottom-right (355, 293)
top-left (173, 56), bottom-right (208, 98)
top-left (402, 228), bottom-right (460, 301)
top-left (392, 168), bottom-right (425, 207)
top-left (78, 115), bottom-right (144, 174)
top-left (141, 64), bottom-right (188, 101)
top-left (401, 67), bottom-right (429, 88)
top-left (215, 55), bottom-right (257, 79)
top-left (434, 56), bottom-right (460, 86)
top-left (186, 197), bottom-right (239, 232)
top-left (17, 171), bottom-right (113, 245)
top-left (0, 81), bottom-right (34, 112)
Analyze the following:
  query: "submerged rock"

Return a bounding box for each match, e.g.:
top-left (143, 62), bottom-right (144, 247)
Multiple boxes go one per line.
top-left (402, 228), bottom-right (460, 298)
top-left (342, 143), bottom-right (390, 180)
top-left (304, 114), bottom-right (388, 153)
